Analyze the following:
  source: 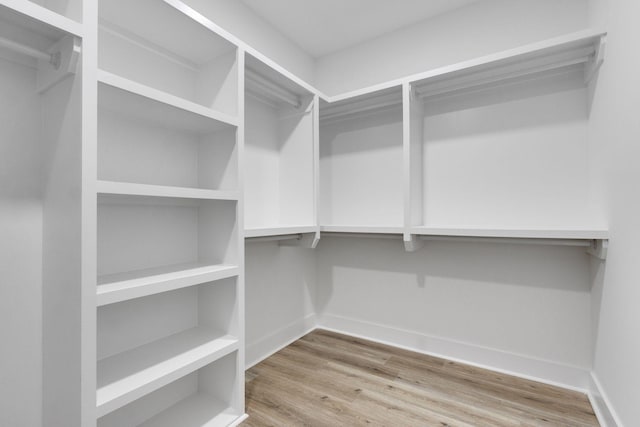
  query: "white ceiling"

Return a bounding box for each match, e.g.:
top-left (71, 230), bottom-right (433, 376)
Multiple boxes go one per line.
top-left (239, 0), bottom-right (479, 57)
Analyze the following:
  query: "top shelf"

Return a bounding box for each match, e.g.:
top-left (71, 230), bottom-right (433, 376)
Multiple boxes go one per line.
top-left (322, 30), bottom-right (605, 105)
top-left (245, 53), bottom-right (313, 110)
top-left (0, 1), bottom-right (82, 37)
top-left (99, 0), bottom-right (233, 67)
top-left (320, 86), bottom-right (402, 124)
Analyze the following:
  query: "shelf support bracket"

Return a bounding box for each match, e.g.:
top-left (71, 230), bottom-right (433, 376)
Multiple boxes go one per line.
top-left (585, 36), bottom-right (606, 84)
top-left (403, 233), bottom-right (424, 252)
top-left (587, 239), bottom-right (608, 260)
top-left (37, 35), bottom-right (81, 93)
top-left (278, 232), bottom-right (320, 249)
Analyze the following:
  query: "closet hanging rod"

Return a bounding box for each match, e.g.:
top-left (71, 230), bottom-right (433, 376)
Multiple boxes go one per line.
top-left (246, 233), bottom-right (302, 243)
top-left (246, 68), bottom-right (301, 109)
top-left (0, 36), bottom-right (60, 68)
top-left (419, 235), bottom-right (593, 247)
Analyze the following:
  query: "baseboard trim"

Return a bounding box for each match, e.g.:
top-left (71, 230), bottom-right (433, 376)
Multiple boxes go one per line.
top-left (318, 313), bottom-right (591, 392)
top-left (229, 414), bottom-right (249, 427)
top-left (588, 373), bottom-right (622, 427)
top-left (246, 314), bottom-right (317, 369)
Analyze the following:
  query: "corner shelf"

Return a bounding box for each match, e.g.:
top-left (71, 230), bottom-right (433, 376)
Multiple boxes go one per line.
top-left (320, 86), bottom-right (403, 125)
top-left (96, 327), bottom-right (239, 418)
top-left (98, 70), bottom-right (239, 131)
top-left (97, 263), bottom-right (239, 307)
top-left (97, 180), bottom-right (239, 201)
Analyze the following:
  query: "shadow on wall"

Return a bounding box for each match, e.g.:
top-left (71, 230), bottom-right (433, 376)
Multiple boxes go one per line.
top-left (244, 240), bottom-right (316, 343)
top-left (315, 235), bottom-right (592, 314)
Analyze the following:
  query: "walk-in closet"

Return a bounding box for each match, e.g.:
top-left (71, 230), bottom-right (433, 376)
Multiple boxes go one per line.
top-left (1, 0), bottom-right (638, 426)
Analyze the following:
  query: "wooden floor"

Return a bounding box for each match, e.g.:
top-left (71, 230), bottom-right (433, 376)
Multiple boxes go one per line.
top-left (244, 330), bottom-right (599, 427)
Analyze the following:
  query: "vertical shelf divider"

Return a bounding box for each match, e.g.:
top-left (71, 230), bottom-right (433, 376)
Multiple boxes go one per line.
top-left (403, 82), bottom-right (424, 252)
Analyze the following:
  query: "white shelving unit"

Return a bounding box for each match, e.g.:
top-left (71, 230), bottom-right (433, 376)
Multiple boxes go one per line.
top-left (320, 87), bottom-right (404, 232)
top-left (98, 0), bottom-right (238, 116)
top-left (244, 53), bottom-right (319, 240)
top-left (0, 0), bottom-right (611, 421)
top-left (94, 1), bottom-right (245, 425)
top-left (0, 2), bottom-right (85, 425)
top-left (401, 31), bottom-right (607, 250)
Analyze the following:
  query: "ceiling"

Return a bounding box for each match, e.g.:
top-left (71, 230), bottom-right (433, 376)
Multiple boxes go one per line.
top-left (239, 0), bottom-right (479, 58)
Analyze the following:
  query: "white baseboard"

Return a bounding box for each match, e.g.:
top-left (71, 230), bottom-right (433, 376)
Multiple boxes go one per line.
top-left (588, 373), bottom-right (622, 427)
top-left (246, 313), bottom-right (317, 369)
top-left (318, 313), bottom-right (591, 392)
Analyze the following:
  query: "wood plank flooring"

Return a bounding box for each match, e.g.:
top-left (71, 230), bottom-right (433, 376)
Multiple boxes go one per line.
top-left (244, 330), bottom-right (599, 426)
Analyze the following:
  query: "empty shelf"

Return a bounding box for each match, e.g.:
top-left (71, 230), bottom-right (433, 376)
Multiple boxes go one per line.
top-left (139, 394), bottom-right (243, 427)
top-left (411, 226), bottom-right (609, 240)
top-left (97, 263), bottom-right (239, 306)
top-left (98, 70), bottom-right (239, 132)
top-left (97, 181), bottom-right (239, 201)
top-left (96, 327), bottom-right (239, 417)
top-left (245, 225), bottom-right (318, 238)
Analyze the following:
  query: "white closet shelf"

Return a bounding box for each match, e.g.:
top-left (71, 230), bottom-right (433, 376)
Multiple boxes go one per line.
top-left (98, 70), bottom-right (239, 131)
top-left (96, 327), bottom-right (239, 418)
top-left (321, 225), bottom-right (405, 235)
top-left (244, 225), bottom-right (318, 238)
top-left (97, 263), bottom-right (239, 307)
top-left (244, 54), bottom-right (314, 110)
top-left (411, 226), bottom-right (609, 240)
top-left (321, 30), bottom-right (605, 105)
top-left (320, 86), bottom-right (402, 124)
top-left (97, 181), bottom-right (239, 201)
top-left (0, 0), bottom-right (83, 37)
top-left (139, 394), bottom-right (245, 427)
top-left (411, 30), bottom-right (605, 100)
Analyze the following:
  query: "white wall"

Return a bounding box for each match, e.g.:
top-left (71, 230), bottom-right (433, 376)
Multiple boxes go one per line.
top-left (421, 83), bottom-right (595, 228)
top-left (245, 242), bottom-right (317, 367)
top-left (587, 0), bottom-right (640, 425)
top-left (316, 237), bottom-right (593, 387)
top-left (315, 0), bottom-right (589, 96)
top-left (179, 0), bottom-right (315, 85)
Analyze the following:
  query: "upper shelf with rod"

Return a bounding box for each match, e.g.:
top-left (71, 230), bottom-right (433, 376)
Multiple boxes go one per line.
top-left (0, 3), bottom-right (81, 93)
top-left (412, 30), bottom-right (605, 102)
top-left (319, 86), bottom-right (402, 125)
top-left (245, 53), bottom-right (314, 110)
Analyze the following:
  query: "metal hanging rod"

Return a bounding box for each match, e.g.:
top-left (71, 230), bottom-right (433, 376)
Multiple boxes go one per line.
top-left (0, 36), bottom-right (61, 69)
top-left (418, 235), bottom-right (593, 247)
top-left (246, 68), bottom-right (301, 109)
top-left (246, 234), bottom-right (303, 243)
